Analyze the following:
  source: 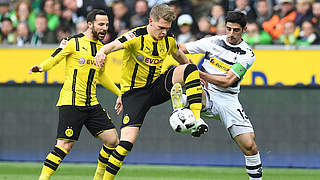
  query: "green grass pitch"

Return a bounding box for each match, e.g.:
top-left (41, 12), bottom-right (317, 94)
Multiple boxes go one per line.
top-left (0, 161), bottom-right (319, 180)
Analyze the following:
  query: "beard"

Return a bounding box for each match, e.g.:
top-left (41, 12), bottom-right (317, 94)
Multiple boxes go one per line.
top-left (228, 36), bottom-right (240, 45)
top-left (92, 24), bottom-right (106, 41)
top-left (92, 28), bottom-right (100, 41)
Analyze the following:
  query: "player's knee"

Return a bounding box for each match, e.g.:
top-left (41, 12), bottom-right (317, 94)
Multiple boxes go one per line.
top-left (106, 137), bottom-right (119, 148)
top-left (243, 142), bottom-right (258, 156)
top-left (56, 140), bottom-right (74, 152)
top-left (183, 64), bottom-right (198, 81)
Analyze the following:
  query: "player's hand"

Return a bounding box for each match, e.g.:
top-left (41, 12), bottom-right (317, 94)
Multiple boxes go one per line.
top-left (115, 96), bottom-right (123, 115)
top-left (28, 65), bottom-right (43, 74)
top-left (200, 78), bottom-right (208, 89)
top-left (94, 51), bottom-right (106, 68)
top-left (199, 71), bottom-right (206, 79)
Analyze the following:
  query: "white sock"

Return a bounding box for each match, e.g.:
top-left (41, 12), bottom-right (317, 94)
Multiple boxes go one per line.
top-left (245, 152), bottom-right (263, 180)
top-left (181, 94), bottom-right (188, 107)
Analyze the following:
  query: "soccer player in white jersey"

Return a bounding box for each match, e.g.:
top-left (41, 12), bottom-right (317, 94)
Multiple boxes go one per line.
top-left (179, 11), bottom-right (263, 179)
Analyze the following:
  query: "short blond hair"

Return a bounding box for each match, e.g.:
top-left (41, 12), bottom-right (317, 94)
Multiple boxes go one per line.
top-left (150, 4), bottom-right (175, 22)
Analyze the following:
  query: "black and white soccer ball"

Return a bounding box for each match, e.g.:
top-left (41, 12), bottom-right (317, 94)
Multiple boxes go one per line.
top-left (169, 108), bottom-right (196, 133)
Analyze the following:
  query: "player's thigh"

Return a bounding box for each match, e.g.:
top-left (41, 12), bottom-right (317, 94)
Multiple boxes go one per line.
top-left (121, 88), bottom-right (151, 128)
top-left (149, 68), bottom-right (174, 106)
top-left (120, 126), bottom-right (140, 143)
top-left (57, 105), bottom-right (87, 141)
top-left (214, 94), bottom-right (252, 128)
top-left (97, 128), bottom-right (119, 147)
top-left (171, 64), bottom-right (188, 85)
top-left (85, 104), bottom-right (116, 137)
top-left (228, 125), bottom-right (255, 140)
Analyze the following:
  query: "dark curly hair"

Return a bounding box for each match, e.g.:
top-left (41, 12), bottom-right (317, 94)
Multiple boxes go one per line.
top-left (225, 11), bottom-right (247, 29)
top-left (87, 9), bottom-right (107, 23)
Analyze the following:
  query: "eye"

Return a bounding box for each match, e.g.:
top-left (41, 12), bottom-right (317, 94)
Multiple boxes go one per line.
top-left (234, 29), bottom-right (240, 32)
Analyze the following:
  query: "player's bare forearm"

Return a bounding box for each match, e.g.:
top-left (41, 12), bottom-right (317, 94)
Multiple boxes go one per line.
top-left (178, 43), bottom-right (189, 54)
top-left (172, 49), bottom-right (189, 64)
top-left (100, 40), bottom-right (124, 55)
top-left (199, 70), bottom-right (239, 88)
top-left (95, 40), bottom-right (124, 68)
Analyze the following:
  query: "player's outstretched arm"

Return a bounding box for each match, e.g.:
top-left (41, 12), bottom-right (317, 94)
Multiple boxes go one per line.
top-left (172, 49), bottom-right (189, 64)
top-left (199, 70), bottom-right (239, 88)
top-left (98, 71), bottom-right (121, 96)
top-left (95, 39), bottom-right (124, 68)
top-left (29, 39), bottom-right (74, 74)
top-left (28, 65), bottom-right (43, 74)
top-left (178, 43), bottom-right (189, 54)
top-left (98, 71), bottom-right (122, 115)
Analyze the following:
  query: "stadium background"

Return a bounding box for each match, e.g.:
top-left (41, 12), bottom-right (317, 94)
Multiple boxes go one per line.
top-left (1, 45), bottom-right (320, 169)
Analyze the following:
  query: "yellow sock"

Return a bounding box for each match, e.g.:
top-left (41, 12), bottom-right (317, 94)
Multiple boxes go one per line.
top-left (103, 171), bottom-right (116, 180)
top-left (93, 145), bottom-right (115, 180)
top-left (39, 145), bottom-right (68, 180)
top-left (184, 64), bottom-right (202, 120)
top-left (103, 141), bottom-right (133, 180)
top-left (93, 166), bottom-right (106, 180)
top-left (39, 172), bottom-right (50, 180)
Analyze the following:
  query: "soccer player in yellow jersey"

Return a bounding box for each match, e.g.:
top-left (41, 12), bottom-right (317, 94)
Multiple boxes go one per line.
top-left (94, 4), bottom-right (208, 180)
top-left (29, 9), bottom-right (122, 180)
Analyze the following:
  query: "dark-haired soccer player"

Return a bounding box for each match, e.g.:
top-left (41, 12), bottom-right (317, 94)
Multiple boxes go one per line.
top-left (179, 11), bottom-right (263, 180)
top-left (94, 4), bottom-right (208, 180)
top-left (29, 9), bottom-right (121, 180)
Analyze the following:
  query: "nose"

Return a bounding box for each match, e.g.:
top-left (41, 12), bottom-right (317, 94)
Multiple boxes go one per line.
top-left (228, 29), bottom-right (236, 36)
top-left (102, 25), bottom-right (108, 31)
top-left (161, 29), bottom-right (167, 35)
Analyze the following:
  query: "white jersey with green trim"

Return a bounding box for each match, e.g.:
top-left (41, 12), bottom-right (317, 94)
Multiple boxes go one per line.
top-left (185, 35), bottom-right (254, 94)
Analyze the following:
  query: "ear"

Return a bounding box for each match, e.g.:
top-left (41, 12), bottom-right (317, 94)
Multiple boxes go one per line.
top-left (243, 26), bottom-right (247, 33)
top-left (88, 21), bottom-right (93, 29)
top-left (148, 18), bottom-right (152, 25)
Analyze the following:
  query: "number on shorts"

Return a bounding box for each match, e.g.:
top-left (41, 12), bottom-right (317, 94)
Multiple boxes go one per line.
top-left (237, 108), bottom-right (248, 119)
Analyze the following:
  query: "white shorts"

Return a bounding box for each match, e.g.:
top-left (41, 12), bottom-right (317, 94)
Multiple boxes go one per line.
top-left (201, 88), bottom-right (254, 137)
top-left (228, 125), bottom-right (254, 138)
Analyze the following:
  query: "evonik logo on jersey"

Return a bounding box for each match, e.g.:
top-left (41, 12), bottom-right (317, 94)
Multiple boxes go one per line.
top-left (144, 57), bottom-right (163, 64)
top-left (136, 55), bottom-right (164, 65)
top-left (78, 57), bottom-right (97, 66)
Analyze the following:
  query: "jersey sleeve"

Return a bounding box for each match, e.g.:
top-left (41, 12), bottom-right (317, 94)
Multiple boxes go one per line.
top-left (230, 50), bottom-right (255, 79)
top-left (40, 38), bottom-right (74, 71)
top-left (169, 37), bottom-right (179, 55)
top-left (185, 37), bottom-right (212, 54)
top-left (98, 70), bottom-right (121, 96)
top-left (117, 31), bottom-right (137, 50)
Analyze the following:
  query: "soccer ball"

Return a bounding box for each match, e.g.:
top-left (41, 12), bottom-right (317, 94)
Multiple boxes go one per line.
top-left (169, 108), bottom-right (196, 133)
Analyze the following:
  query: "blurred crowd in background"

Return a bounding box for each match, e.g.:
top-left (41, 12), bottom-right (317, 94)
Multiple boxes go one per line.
top-left (1, 0), bottom-right (320, 47)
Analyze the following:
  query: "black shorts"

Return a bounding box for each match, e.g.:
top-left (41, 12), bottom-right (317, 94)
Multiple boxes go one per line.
top-left (57, 104), bottom-right (115, 141)
top-left (121, 67), bottom-right (175, 128)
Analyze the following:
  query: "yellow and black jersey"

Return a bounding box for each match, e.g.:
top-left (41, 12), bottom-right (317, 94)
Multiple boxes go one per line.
top-left (40, 33), bottom-right (120, 106)
top-left (118, 26), bottom-right (178, 93)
